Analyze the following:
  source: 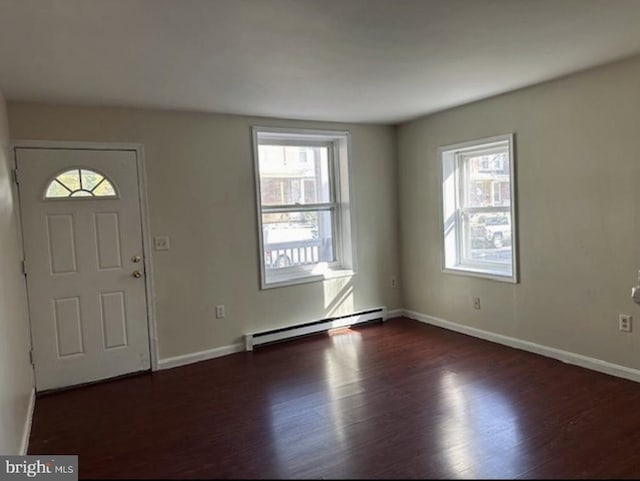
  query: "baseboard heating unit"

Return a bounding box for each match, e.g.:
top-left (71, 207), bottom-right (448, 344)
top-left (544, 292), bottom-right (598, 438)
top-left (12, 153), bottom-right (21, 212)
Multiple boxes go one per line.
top-left (244, 307), bottom-right (387, 351)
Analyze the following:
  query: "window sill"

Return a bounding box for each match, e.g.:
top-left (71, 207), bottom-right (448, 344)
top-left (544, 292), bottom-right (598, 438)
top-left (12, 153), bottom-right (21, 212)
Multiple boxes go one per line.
top-left (262, 267), bottom-right (355, 290)
top-left (443, 265), bottom-right (517, 283)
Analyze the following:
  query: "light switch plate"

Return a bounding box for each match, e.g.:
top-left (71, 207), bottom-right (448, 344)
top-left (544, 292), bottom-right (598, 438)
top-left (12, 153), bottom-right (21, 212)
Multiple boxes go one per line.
top-left (154, 236), bottom-right (170, 251)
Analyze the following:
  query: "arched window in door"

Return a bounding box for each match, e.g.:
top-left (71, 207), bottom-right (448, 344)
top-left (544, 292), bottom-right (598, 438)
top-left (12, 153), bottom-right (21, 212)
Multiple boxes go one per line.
top-left (44, 168), bottom-right (118, 199)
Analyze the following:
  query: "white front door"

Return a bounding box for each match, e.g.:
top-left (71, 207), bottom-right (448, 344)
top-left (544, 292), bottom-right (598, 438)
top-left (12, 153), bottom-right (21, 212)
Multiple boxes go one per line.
top-left (17, 147), bottom-right (151, 391)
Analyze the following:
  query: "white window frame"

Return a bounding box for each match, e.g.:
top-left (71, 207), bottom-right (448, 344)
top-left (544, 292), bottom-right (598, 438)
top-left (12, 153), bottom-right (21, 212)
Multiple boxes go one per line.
top-left (440, 133), bottom-right (518, 283)
top-left (252, 127), bottom-right (356, 289)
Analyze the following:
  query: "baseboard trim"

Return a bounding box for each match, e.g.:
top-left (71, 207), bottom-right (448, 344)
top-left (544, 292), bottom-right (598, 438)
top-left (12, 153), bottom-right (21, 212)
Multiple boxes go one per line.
top-left (385, 308), bottom-right (404, 320)
top-left (403, 309), bottom-right (640, 384)
top-left (20, 388), bottom-right (35, 455)
top-left (156, 308), bottom-right (640, 383)
top-left (158, 343), bottom-right (244, 371)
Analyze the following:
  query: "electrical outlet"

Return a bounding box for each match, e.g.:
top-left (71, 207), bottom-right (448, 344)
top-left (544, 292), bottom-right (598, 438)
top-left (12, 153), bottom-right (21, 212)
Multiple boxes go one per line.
top-left (215, 305), bottom-right (225, 319)
top-left (391, 276), bottom-right (397, 288)
top-left (473, 297), bottom-right (481, 310)
top-left (619, 314), bottom-right (632, 332)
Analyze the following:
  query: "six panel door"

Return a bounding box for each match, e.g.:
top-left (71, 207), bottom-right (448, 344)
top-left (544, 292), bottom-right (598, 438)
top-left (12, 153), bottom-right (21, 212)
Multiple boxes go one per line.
top-left (17, 148), bottom-right (151, 391)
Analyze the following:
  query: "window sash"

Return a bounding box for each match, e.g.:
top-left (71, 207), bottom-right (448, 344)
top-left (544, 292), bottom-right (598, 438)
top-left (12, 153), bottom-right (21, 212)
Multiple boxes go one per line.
top-left (441, 135), bottom-right (516, 281)
top-left (457, 151), bottom-right (510, 210)
top-left (456, 148), bottom-right (511, 267)
top-left (458, 207), bottom-right (511, 267)
top-left (257, 142), bottom-right (336, 207)
top-left (262, 208), bottom-right (339, 271)
top-left (256, 140), bottom-right (340, 274)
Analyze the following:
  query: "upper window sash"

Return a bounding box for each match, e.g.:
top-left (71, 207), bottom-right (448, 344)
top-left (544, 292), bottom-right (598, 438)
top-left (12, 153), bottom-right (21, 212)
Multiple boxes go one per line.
top-left (456, 149), bottom-right (509, 209)
top-left (256, 141), bottom-right (337, 208)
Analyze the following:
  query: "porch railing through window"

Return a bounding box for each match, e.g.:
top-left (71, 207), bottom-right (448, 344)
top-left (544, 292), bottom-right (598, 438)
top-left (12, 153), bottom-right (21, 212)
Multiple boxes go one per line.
top-left (264, 239), bottom-right (326, 268)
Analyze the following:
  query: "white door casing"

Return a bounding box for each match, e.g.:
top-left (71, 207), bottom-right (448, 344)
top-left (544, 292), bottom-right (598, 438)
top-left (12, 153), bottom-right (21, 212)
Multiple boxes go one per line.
top-left (17, 147), bottom-right (151, 391)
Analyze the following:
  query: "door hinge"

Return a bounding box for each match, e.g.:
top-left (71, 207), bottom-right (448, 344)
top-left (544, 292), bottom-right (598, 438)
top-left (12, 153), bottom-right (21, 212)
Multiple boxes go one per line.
top-left (12, 168), bottom-right (19, 185)
top-left (29, 350), bottom-right (34, 366)
top-left (21, 259), bottom-right (27, 276)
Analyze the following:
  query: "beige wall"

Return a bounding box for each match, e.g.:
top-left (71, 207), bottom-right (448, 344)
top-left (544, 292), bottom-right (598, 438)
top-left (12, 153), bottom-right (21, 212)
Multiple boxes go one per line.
top-left (398, 55), bottom-right (640, 369)
top-left (12, 54), bottom-right (640, 385)
top-left (7, 104), bottom-right (402, 359)
top-left (0, 90), bottom-right (33, 454)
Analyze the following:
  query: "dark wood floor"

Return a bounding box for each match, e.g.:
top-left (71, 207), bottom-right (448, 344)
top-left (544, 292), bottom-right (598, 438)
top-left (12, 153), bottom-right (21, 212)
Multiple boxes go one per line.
top-left (28, 317), bottom-right (640, 479)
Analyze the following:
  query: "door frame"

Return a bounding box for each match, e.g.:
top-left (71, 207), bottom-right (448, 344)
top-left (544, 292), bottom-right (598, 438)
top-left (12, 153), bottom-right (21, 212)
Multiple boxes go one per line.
top-left (11, 140), bottom-right (160, 372)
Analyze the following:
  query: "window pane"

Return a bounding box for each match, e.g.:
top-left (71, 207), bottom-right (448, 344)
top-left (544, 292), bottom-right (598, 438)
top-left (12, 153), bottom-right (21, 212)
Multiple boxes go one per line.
top-left (262, 210), bottom-right (334, 269)
top-left (57, 169), bottom-right (81, 192)
top-left (45, 181), bottom-right (70, 198)
top-left (258, 145), bottom-right (331, 206)
top-left (80, 169), bottom-right (104, 190)
top-left (92, 180), bottom-right (116, 197)
top-left (465, 211), bottom-right (512, 264)
top-left (462, 152), bottom-right (510, 208)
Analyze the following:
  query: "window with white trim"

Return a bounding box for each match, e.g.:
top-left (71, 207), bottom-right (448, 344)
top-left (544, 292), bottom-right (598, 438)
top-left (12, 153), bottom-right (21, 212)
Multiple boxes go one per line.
top-left (441, 134), bottom-right (518, 282)
top-left (253, 127), bottom-right (355, 289)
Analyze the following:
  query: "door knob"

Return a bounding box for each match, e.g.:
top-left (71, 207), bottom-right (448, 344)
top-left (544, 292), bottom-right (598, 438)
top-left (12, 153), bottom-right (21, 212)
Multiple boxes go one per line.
top-left (131, 255), bottom-right (141, 263)
top-left (133, 270), bottom-right (143, 278)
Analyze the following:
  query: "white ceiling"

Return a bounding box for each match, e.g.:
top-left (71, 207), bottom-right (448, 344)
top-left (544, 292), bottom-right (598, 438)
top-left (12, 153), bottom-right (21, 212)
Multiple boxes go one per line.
top-left (1, 0), bottom-right (640, 124)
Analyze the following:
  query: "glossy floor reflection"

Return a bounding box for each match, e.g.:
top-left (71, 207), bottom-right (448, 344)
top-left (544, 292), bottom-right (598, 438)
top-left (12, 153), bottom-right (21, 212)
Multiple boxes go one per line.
top-left (29, 318), bottom-right (640, 479)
